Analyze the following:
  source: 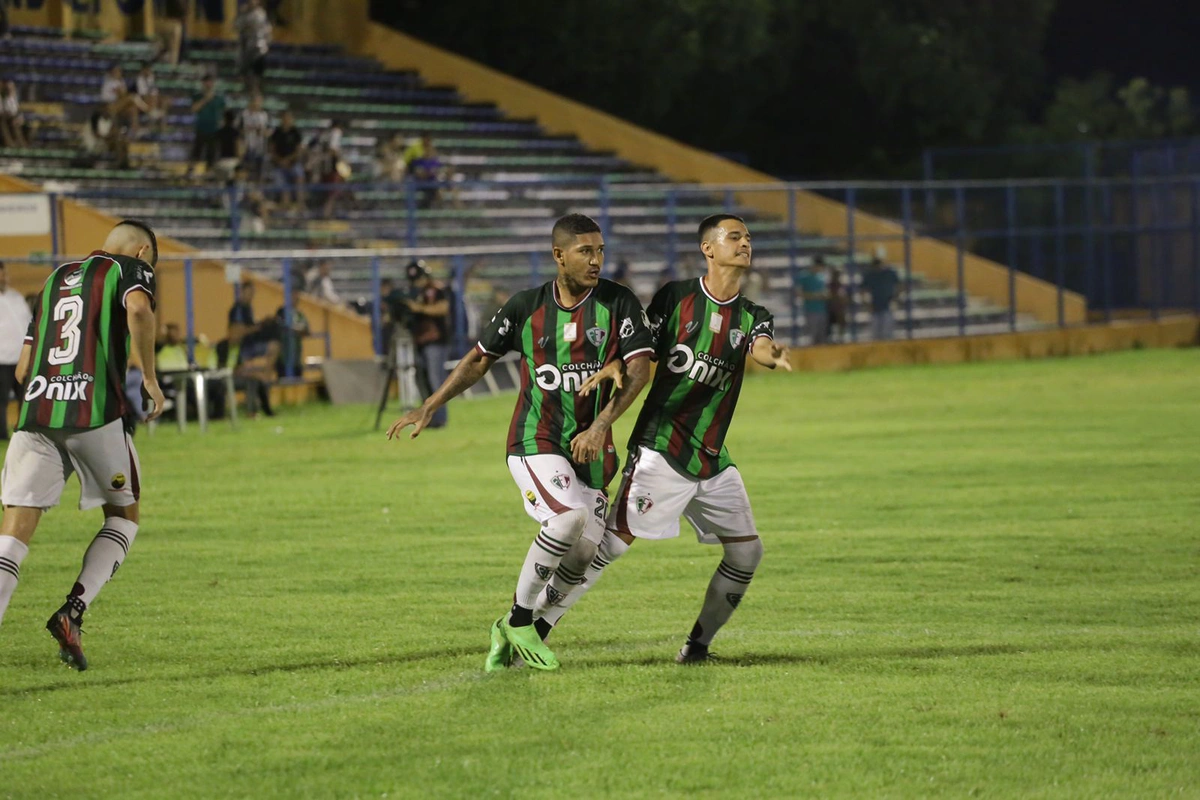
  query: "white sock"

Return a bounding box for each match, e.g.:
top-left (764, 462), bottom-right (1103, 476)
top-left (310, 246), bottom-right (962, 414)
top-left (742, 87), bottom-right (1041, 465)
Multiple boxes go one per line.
top-left (0, 535), bottom-right (29, 627)
top-left (70, 517), bottom-right (138, 609)
top-left (511, 508), bottom-right (588, 617)
top-left (533, 537), bottom-right (597, 617)
top-left (540, 530), bottom-right (631, 627)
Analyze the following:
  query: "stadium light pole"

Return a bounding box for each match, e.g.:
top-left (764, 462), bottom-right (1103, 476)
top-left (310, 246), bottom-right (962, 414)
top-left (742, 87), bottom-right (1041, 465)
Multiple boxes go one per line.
top-left (184, 258), bottom-right (196, 366)
top-left (845, 187), bottom-right (858, 343)
top-left (955, 186), bottom-right (966, 336)
top-left (370, 255), bottom-right (382, 356)
top-left (787, 186), bottom-right (798, 346)
top-left (1192, 181), bottom-right (1200, 314)
top-left (901, 186), bottom-right (914, 340)
top-left (1102, 182), bottom-right (1114, 323)
top-left (1006, 182), bottom-right (1017, 332)
top-left (1054, 181), bottom-right (1066, 328)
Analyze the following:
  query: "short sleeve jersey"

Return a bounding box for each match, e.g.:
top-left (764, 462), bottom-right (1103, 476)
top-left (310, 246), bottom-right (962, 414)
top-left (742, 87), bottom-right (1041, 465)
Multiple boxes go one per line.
top-left (19, 251), bottom-right (156, 432)
top-left (476, 279), bottom-right (653, 490)
top-left (629, 278), bottom-right (774, 479)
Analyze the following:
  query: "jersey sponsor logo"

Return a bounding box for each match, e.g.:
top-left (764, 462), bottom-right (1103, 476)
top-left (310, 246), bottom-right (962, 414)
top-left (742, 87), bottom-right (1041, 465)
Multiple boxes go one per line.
top-left (62, 269), bottom-right (84, 289)
top-left (537, 335), bottom-right (550, 349)
top-left (751, 319), bottom-right (772, 337)
top-left (495, 316), bottom-right (513, 338)
top-left (685, 320), bottom-right (699, 335)
top-left (525, 489), bottom-right (539, 507)
top-left (619, 317), bottom-right (635, 339)
top-left (111, 473), bottom-right (127, 490)
top-left (23, 373), bottom-right (94, 402)
top-left (730, 329), bottom-right (746, 349)
top-left (665, 344), bottom-right (735, 390)
top-left (534, 360), bottom-right (603, 392)
top-left (636, 495), bottom-right (654, 514)
top-left (586, 327), bottom-right (607, 347)
top-left (550, 473), bottom-right (571, 491)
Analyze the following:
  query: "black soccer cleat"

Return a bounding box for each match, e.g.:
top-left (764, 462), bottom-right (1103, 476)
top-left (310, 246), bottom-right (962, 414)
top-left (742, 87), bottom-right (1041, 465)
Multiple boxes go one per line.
top-left (675, 641), bottom-right (718, 665)
top-left (46, 609), bottom-right (88, 671)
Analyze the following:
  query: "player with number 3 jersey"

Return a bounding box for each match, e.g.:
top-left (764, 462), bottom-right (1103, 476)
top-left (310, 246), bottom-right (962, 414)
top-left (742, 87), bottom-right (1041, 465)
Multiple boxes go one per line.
top-left (0, 220), bottom-right (165, 670)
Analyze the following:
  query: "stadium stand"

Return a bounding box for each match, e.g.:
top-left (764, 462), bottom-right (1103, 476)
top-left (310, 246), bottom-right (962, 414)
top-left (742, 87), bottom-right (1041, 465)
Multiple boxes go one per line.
top-left (0, 26), bottom-right (1044, 345)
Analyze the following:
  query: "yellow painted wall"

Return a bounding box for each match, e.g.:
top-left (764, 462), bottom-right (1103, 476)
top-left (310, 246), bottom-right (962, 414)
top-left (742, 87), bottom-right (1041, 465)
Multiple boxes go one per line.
top-left (0, 175), bottom-right (374, 360)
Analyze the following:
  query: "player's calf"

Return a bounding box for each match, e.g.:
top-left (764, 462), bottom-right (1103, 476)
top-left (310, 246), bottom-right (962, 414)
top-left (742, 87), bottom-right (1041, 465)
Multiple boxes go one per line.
top-left (678, 536), bottom-right (762, 661)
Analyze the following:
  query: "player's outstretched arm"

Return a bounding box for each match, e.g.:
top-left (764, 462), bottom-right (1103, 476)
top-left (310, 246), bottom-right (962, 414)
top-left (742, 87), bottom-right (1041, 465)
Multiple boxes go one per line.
top-left (570, 356), bottom-right (651, 463)
top-left (750, 337), bottom-right (793, 372)
top-left (387, 347), bottom-right (495, 441)
top-left (126, 290), bottom-right (166, 420)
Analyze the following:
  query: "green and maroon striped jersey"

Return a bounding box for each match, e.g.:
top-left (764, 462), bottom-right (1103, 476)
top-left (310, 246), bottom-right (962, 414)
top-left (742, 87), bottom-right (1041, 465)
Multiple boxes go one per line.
top-left (629, 277), bottom-right (774, 479)
top-left (477, 278), bottom-right (653, 490)
top-left (19, 251), bottom-right (156, 432)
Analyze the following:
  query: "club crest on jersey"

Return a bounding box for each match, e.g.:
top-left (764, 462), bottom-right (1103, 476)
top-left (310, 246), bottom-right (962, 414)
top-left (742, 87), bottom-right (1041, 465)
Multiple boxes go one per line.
top-left (636, 495), bottom-right (654, 515)
top-left (551, 473), bottom-right (571, 491)
top-left (619, 317), bottom-right (635, 339)
top-left (535, 564), bottom-right (554, 581)
top-left (730, 329), bottom-right (746, 349)
top-left (685, 320), bottom-right (700, 335)
top-left (586, 327), bottom-right (607, 347)
top-left (62, 270), bottom-right (84, 289)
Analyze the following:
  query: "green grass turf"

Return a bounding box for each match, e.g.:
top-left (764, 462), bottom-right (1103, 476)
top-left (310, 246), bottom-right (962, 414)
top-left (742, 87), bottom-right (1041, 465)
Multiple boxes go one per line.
top-left (1, 348), bottom-right (1198, 798)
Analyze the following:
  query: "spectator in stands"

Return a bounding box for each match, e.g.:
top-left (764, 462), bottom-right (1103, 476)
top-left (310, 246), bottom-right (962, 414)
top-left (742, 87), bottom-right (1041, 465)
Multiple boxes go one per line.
top-left (187, 74), bottom-right (225, 179)
top-left (403, 259), bottom-right (451, 429)
top-left (0, 0), bottom-right (9, 40)
top-left (134, 63), bottom-right (166, 135)
top-left (270, 304), bottom-right (309, 379)
top-left (796, 255), bottom-right (830, 345)
top-left (229, 330), bottom-right (278, 419)
top-left (238, 92), bottom-right (270, 183)
top-left (269, 110), bottom-right (305, 214)
top-left (374, 132), bottom-right (406, 182)
top-left (214, 108), bottom-right (243, 183)
top-left (236, 0), bottom-right (272, 95)
top-left (0, 79), bottom-right (27, 148)
top-left (82, 104), bottom-right (131, 168)
top-left (306, 259), bottom-right (341, 305)
top-left (0, 260), bottom-right (32, 441)
top-left (307, 119), bottom-right (348, 218)
top-left (608, 257), bottom-right (631, 286)
top-left (860, 256), bottom-right (901, 341)
top-left (410, 135), bottom-right (445, 209)
top-left (827, 266), bottom-right (847, 343)
top-left (228, 279), bottom-right (257, 342)
top-left (153, 0), bottom-right (188, 67)
top-left (100, 64), bottom-right (140, 139)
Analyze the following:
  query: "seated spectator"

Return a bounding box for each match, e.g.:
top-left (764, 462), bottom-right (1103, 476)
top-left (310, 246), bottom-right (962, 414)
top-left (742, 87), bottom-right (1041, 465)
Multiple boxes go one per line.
top-left (133, 63), bottom-right (165, 135)
top-left (305, 259), bottom-right (340, 305)
top-left (241, 186), bottom-right (276, 234)
top-left (187, 74), bottom-right (225, 179)
top-left (307, 119), bottom-right (348, 218)
top-left (238, 92), bottom-right (270, 183)
top-left (214, 108), bottom-right (243, 183)
top-left (409, 135), bottom-right (444, 208)
top-left (100, 64), bottom-right (140, 138)
top-left (155, 322), bottom-right (192, 373)
top-left (373, 132), bottom-right (405, 183)
top-left (228, 279), bottom-right (257, 341)
top-left (269, 110), bottom-right (305, 214)
top-left (153, 0), bottom-right (186, 67)
top-left (82, 104), bottom-right (130, 168)
top-left (401, 133), bottom-right (426, 173)
top-left (0, 79), bottom-right (27, 148)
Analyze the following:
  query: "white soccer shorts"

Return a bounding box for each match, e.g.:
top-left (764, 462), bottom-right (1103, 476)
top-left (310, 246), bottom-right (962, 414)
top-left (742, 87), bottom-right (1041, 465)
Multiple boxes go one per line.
top-left (607, 445), bottom-right (758, 544)
top-left (507, 453), bottom-right (607, 545)
top-left (1, 419), bottom-right (142, 512)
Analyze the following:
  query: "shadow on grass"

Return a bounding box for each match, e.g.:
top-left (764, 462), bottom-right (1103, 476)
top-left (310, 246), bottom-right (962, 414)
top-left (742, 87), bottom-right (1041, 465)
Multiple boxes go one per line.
top-left (570, 641), bottom-right (1035, 669)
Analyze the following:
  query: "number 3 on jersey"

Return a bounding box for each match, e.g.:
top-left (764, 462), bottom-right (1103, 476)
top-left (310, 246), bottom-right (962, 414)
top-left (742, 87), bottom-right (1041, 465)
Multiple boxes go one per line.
top-left (48, 295), bottom-right (84, 366)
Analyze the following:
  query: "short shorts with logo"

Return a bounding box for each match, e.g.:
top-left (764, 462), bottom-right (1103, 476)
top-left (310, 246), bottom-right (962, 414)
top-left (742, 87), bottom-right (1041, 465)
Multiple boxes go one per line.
top-left (506, 454), bottom-right (607, 545)
top-left (1, 419), bottom-right (141, 512)
top-left (607, 445), bottom-right (757, 544)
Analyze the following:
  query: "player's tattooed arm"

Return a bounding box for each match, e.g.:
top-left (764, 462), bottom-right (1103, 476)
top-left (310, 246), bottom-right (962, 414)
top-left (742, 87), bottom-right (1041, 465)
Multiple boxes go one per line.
top-left (387, 348), bottom-right (495, 440)
top-left (750, 337), bottom-right (792, 371)
top-left (569, 356), bottom-right (650, 463)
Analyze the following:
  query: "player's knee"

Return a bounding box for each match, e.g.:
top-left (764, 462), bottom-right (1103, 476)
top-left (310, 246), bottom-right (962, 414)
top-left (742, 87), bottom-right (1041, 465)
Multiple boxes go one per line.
top-left (557, 537), bottom-right (598, 576)
top-left (545, 507), bottom-right (589, 544)
top-left (722, 536), bottom-right (763, 573)
top-left (596, 528), bottom-right (632, 566)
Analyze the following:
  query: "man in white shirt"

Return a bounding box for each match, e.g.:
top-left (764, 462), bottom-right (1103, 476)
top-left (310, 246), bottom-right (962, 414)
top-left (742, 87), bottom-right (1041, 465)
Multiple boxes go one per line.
top-left (0, 261), bottom-right (32, 440)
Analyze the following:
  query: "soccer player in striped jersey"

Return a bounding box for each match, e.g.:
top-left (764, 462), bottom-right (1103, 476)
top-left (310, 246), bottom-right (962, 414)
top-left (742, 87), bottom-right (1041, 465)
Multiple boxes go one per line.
top-left (387, 214), bottom-right (653, 672)
top-left (533, 214), bottom-right (792, 663)
top-left (0, 220), bottom-right (165, 670)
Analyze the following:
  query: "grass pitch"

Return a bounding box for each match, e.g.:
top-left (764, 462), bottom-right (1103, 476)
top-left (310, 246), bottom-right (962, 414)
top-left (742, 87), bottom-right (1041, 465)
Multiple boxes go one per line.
top-left (1, 348), bottom-right (1198, 798)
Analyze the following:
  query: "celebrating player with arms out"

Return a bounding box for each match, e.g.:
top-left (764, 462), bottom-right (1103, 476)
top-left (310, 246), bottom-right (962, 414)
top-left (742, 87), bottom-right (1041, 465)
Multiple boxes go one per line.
top-left (0, 220), bottom-right (165, 670)
top-left (532, 214), bottom-right (791, 663)
top-left (388, 214), bottom-right (653, 672)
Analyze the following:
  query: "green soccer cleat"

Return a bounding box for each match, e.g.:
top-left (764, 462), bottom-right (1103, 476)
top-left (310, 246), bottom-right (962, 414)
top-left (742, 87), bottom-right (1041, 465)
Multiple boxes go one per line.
top-left (484, 616), bottom-right (513, 673)
top-left (502, 619), bottom-right (560, 671)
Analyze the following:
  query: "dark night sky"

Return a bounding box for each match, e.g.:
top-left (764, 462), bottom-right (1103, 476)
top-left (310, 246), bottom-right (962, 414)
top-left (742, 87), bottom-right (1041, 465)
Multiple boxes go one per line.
top-left (1044, 0), bottom-right (1200, 91)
